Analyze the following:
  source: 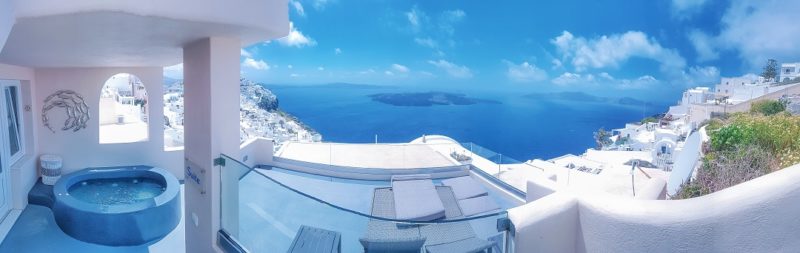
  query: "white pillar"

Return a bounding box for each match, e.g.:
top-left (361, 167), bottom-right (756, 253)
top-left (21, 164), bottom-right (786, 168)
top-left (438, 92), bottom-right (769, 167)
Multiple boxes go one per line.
top-left (183, 37), bottom-right (240, 253)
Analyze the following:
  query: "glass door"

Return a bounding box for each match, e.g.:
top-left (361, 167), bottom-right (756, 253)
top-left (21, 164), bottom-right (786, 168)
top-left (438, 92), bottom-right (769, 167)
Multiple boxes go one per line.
top-left (0, 80), bottom-right (22, 221)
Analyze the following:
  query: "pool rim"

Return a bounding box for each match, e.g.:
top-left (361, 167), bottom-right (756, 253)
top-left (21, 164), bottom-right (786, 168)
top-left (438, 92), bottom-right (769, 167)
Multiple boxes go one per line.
top-left (53, 166), bottom-right (179, 214)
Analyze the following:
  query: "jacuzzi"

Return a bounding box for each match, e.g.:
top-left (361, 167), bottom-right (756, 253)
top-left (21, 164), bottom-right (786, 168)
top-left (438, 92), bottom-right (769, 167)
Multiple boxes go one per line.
top-left (53, 166), bottom-right (181, 246)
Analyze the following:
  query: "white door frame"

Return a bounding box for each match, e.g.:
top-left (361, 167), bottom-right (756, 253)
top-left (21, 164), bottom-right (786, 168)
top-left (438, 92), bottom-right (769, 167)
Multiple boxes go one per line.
top-left (0, 79), bottom-right (20, 220)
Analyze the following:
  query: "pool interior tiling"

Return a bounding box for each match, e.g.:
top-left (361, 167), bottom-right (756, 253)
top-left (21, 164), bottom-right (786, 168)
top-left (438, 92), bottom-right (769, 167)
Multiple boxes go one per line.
top-left (0, 186), bottom-right (185, 253)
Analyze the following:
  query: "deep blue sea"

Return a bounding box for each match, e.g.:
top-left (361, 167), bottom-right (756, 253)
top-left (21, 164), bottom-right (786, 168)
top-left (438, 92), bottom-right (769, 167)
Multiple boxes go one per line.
top-left (267, 84), bottom-right (669, 161)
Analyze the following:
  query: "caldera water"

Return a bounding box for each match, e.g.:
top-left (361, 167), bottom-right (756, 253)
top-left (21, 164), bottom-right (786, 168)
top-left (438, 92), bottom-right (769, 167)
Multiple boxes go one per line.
top-left (267, 84), bottom-right (670, 161)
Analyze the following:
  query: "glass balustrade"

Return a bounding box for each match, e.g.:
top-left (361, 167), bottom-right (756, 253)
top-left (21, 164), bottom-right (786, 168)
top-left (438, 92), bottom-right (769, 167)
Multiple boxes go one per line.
top-left (219, 153), bottom-right (514, 253)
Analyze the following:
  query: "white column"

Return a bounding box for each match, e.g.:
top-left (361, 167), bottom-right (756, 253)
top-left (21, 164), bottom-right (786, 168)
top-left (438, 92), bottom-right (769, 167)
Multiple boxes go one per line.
top-left (183, 37), bottom-right (240, 253)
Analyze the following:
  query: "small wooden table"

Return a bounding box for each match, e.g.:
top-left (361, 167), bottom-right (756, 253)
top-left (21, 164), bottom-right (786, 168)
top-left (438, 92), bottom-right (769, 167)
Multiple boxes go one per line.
top-left (287, 225), bottom-right (341, 253)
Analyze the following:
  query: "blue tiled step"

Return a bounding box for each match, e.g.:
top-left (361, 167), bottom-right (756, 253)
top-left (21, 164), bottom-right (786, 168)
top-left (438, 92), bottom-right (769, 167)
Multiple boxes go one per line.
top-left (28, 179), bottom-right (55, 208)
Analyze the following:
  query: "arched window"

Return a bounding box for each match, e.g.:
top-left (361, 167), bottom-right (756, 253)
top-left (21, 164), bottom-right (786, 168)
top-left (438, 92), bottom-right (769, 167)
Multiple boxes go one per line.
top-left (99, 73), bottom-right (149, 143)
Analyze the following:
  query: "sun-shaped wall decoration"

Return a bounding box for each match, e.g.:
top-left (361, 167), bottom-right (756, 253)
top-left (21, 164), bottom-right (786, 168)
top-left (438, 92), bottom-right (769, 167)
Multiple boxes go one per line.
top-left (42, 90), bottom-right (90, 133)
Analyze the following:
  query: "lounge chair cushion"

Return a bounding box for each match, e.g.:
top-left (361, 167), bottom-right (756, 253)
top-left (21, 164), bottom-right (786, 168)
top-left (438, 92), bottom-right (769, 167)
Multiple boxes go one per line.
top-left (441, 176), bottom-right (488, 200)
top-left (360, 236), bottom-right (426, 253)
top-left (425, 237), bottom-right (495, 253)
top-left (392, 179), bottom-right (446, 221)
top-left (457, 195), bottom-right (500, 217)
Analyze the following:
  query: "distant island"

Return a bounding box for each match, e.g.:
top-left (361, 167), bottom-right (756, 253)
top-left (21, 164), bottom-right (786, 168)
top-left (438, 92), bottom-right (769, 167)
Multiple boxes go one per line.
top-left (370, 92), bottom-right (501, 107)
top-left (524, 92), bottom-right (654, 106)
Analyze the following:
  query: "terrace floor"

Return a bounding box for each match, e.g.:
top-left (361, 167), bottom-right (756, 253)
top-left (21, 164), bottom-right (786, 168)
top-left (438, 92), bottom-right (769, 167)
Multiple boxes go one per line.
top-left (235, 167), bottom-right (516, 253)
top-left (0, 187), bottom-right (185, 253)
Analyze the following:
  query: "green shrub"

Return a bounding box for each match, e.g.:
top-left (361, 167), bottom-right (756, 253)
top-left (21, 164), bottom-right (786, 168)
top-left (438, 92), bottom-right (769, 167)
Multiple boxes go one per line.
top-left (709, 114), bottom-right (800, 167)
top-left (640, 117), bottom-right (658, 124)
top-left (680, 113), bottom-right (800, 198)
top-left (674, 144), bottom-right (777, 199)
top-left (750, 100), bottom-right (785, 115)
top-left (704, 118), bottom-right (725, 132)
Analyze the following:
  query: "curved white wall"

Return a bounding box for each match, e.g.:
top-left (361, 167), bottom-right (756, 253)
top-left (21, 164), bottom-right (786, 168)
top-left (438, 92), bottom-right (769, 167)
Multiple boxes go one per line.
top-left (510, 163), bottom-right (800, 252)
top-left (667, 129), bottom-right (703, 195)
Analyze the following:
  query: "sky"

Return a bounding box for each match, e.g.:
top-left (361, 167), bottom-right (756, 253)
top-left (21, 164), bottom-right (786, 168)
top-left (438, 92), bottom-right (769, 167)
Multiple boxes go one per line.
top-left (165, 0), bottom-right (800, 100)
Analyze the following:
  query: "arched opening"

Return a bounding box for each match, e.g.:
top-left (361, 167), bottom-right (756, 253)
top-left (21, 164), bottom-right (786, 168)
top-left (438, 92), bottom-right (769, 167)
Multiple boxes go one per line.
top-left (99, 73), bottom-right (149, 143)
top-left (163, 79), bottom-right (184, 149)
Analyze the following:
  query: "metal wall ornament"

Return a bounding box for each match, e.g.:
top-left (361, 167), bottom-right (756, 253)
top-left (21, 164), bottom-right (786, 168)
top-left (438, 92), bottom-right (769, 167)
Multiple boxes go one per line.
top-left (42, 90), bottom-right (90, 133)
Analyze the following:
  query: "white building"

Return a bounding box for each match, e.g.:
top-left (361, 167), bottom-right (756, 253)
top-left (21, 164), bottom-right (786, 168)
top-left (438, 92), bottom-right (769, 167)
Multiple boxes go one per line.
top-left (780, 62), bottom-right (800, 83)
top-left (682, 87), bottom-right (714, 105)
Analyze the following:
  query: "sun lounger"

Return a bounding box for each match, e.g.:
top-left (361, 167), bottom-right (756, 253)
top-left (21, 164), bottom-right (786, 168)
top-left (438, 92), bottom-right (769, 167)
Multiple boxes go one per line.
top-left (420, 187), bottom-right (494, 253)
top-left (457, 195), bottom-right (501, 217)
top-left (360, 187), bottom-right (426, 253)
top-left (391, 175), bottom-right (446, 221)
top-left (361, 186), bottom-right (495, 253)
top-left (441, 176), bottom-right (489, 200)
top-left (287, 225), bottom-right (341, 253)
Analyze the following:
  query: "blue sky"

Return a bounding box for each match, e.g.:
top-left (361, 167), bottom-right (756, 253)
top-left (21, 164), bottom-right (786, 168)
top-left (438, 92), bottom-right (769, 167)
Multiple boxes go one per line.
top-left (166, 0), bottom-right (800, 99)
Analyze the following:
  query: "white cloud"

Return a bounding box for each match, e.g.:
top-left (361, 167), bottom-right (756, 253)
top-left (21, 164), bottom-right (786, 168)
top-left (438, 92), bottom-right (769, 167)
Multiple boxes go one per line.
top-left (384, 71), bottom-right (394, 76)
top-left (671, 0), bottom-right (710, 18)
top-left (428, 60), bottom-right (473, 78)
top-left (598, 72), bottom-right (614, 80)
top-left (391, 64), bottom-right (410, 73)
top-left (551, 59), bottom-right (563, 69)
top-left (290, 0), bottom-right (306, 17)
top-left (287, 64), bottom-right (293, 69)
top-left (439, 9), bottom-right (466, 35)
top-left (441, 9), bottom-right (466, 22)
top-left (290, 73), bottom-right (300, 78)
top-left (414, 37), bottom-right (438, 48)
top-left (716, 1), bottom-right (800, 69)
top-left (277, 22), bottom-right (317, 48)
top-left (313, 0), bottom-right (330, 10)
top-left (551, 71), bottom-right (662, 89)
top-left (240, 49), bottom-right (252, 58)
top-left (317, 66), bottom-right (325, 71)
top-left (359, 69), bottom-right (376, 75)
top-left (687, 29), bottom-right (719, 62)
top-left (551, 30), bottom-right (686, 74)
top-left (163, 63), bottom-right (183, 79)
top-left (406, 6), bottom-right (426, 30)
top-left (334, 48), bottom-right (342, 55)
top-left (618, 75), bottom-right (660, 89)
top-left (504, 61), bottom-right (548, 83)
top-left (242, 58), bottom-right (269, 70)
top-left (552, 72), bottom-right (584, 85)
top-left (681, 66), bottom-right (720, 86)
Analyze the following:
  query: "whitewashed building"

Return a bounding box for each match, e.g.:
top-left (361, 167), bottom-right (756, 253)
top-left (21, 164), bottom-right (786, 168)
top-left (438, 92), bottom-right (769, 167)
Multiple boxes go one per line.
top-left (780, 62), bottom-right (800, 83)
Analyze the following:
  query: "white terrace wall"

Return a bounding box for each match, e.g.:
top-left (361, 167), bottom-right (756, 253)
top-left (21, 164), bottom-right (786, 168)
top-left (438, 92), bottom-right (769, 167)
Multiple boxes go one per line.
top-left (510, 163), bottom-right (800, 253)
top-left (34, 67), bottom-right (183, 177)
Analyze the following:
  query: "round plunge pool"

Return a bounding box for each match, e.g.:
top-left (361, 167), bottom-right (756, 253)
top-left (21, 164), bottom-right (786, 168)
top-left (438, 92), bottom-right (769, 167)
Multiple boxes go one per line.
top-left (53, 166), bottom-right (181, 246)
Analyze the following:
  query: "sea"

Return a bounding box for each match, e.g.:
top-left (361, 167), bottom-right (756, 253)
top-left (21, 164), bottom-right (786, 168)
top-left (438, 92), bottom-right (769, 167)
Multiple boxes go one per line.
top-left (266, 84), bottom-right (670, 162)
